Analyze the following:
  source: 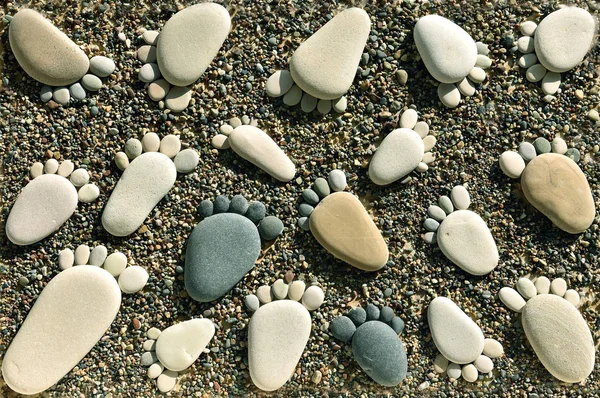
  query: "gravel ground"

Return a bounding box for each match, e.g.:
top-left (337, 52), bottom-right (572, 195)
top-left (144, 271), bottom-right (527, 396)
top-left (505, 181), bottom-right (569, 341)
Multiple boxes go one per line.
top-left (1, 0), bottom-right (600, 397)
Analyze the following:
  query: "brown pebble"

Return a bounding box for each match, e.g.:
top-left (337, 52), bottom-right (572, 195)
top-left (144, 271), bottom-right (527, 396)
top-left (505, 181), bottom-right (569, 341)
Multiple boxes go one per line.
top-left (284, 270), bottom-right (294, 284)
top-left (132, 318), bottom-right (141, 329)
top-left (46, 100), bottom-right (60, 110)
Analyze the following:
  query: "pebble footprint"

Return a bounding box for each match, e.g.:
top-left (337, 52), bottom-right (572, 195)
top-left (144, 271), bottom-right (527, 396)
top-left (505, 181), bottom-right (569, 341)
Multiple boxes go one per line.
top-left (211, 115), bottom-right (296, 182)
top-left (423, 185), bottom-right (499, 275)
top-left (140, 320), bottom-right (216, 393)
top-left (368, 108), bottom-right (437, 185)
top-left (296, 170), bottom-right (389, 271)
top-left (245, 277), bottom-right (325, 391)
top-left (185, 195), bottom-right (284, 303)
top-left (499, 276), bottom-right (595, 383)
top-left (499, 137), bottom-right (594, 233)
top-left (515, 6), bottom-right (596, 97)
top-left (265, 8), bottom-right (370, 114)
top-left (428, 297), bottom-right (504, 383)
top-left (101, 133), bottom-right (199, 237)
top-left (330, 304), bottom-right (408, 386)
top-left (6, 159), bottom-right (99, 246)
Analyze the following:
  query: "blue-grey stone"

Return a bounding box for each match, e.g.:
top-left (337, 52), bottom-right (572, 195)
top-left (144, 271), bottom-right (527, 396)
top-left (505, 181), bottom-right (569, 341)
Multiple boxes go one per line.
top-left (81, 74), bottom-right (102, 91)
top-left (365, 304), bottom-right (380, 321)
top-left (380, 306), bottom-right (394, 323)
top-left (351, 321), bottom-right (408, 386)
top-left (391, 316), bottom-right (405, 334)
top-left (245, 294), bottom-right (260, 312)
top-left (439, 196), bottom-right (454, 214)
top-left (297, 217), bottom-right (310, 231)
top-left (302, 189), bottom-right (319, 205)
top-left (69, 83), bottom-right (86, 100)
top-left (518, 142), bottom-right (536, 161)
top-left (40, 85), bottom-right (53, 102)
top-left (298, 203), bottom-right (314, 217)
top-left (565, 148), bottom-right (580, 162)
top-left (258, 216), bottom-right (283, 241)
top-left (348, 307), bottom-right (367, 326)
top-left (533, 137), bottom-right (551, 154)
top-left (246, 201), bottom-right (266, 223)
top-left (330, 315), bottom-right (356, 343)
top-left (313, 178), bottom-right (330, 198)
top-left (424, 218), bottom-right (439, 232)
top-left (185, 213), bottom-right (260, 302)
top-left (229, 195), bottom-right (248, 214)
top-left (213, 195), bottom-right (230, 213)
top-left (198, 200), bottom-right (214, 218)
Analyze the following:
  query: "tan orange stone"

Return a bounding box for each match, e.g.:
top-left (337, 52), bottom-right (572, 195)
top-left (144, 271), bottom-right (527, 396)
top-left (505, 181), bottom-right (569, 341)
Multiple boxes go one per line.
top-left (521, 153), bottom-right (594, 234)
top-left (309, 192), bottom-right (388, 271)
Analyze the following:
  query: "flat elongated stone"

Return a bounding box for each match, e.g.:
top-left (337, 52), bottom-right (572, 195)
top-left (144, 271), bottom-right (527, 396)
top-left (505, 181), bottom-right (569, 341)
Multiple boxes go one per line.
top-left (289, 8), bottom-right (370, 100)
top-left (9, 9), bottom-right (89, 86)
top-left (369, 128), bottom-right (424, 185)
top-left (2, 266), bottom-right (121, 395)
top-left (309, 192), bottom-right (388, 271)
top-left (521, 153), bottom-right (594, 234)
top-left (155, 319), bottom-right (215, 372)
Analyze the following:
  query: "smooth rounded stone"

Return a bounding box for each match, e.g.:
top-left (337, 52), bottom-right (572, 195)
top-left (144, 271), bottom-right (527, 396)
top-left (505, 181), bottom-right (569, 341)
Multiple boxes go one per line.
top-left (351, 320), bottom-right (407, 386)
top-left (89, 56), bottom-right (115, 77)
top-left (165, 86), bottom-right (192, 112)
top-left (519, 142), bottom-right (537, 161)
top-left (289, 8), bottom-right (370, 100)
top-left (498, 287), bottom-right (527, 312)
top-left (518, 53), bottom-right (538, 68)
top-left (148, 327), bottom-right (162, 340)
top-left (157, 370), bottom-right (177, 393)
top-left (78, 184), bottom-right (99, 203)
top-left (438, 83), bottom-right (461, 108)
top-left (297, 216), bottom-right (310, 231)
top-left (330, 316), bottom-right (356, 342)
top-left (300, 93), bottom-right (318, 112)
top-left (40, 85), bottom-right (53, 102)
top-left (552, 138), bottom-right (568, 154)
top-left (428, 206), bottom-right (446, 222)
top-left (364, 303), bottom-right (380, 321)
top-left (245, 294), bottom-right (260, 312)
top-left (475, 54), bottom-right (492, 69)
top-left (141, 132), bottom-right (160, 152)
top-left (462, 364), bottom-right (479, 382)
top-left (185, 213), bottom-right (261, 302)
top-left (476, 41), bottom-right (489, 55)
top-left (197, 200), bottom-right (214, 218)
top-left (58, 248), bottom-right (74, 270)
top-left (174, 149), bottom-right (199, 173)
top-left (125, 138), bottom-right (143, 159)
top-left (229, 125), bottom-right (295, 182)
top-left (450, 185), bottom-right (470, 210)
top-left (380, 307), bottom-right (394, 323)
top-left (542, 71), bottom-right (561, 95)
top-left (302, 189), bottom-right (319, 205)
top-left (423, 136), bottom-right (436, 152)
top-left (298, 203), bottom-right (312, 216)
top-left (155, 319), bottom-right (215, 372)
top-left (414, 15), bottom-right (477, 83)
top-left (69, 83), bottom-right (86, 100)
top-left (564, 289), bottom-right (580, 307)
top-left (118, 266), bottom-right (148, 294)
top-left (550, 278), bottom-right (567, 296)
top-left (288, 280), bottom-right (306, 302)
top-left (159, 135), bottom-right (181, 158)
top-left (347, 307), bottom-right (367, 326)
top-left (147, 79), bottom-right (171, 101)
top-left (399, 109), bottom-right (418, 129)
top-left (535, 276), bottom-right (551, 294)
top-left (520, 20), bottom-right (537, 36)
top-left (283, 84), bottom-right (303, 106)
top-left (57, 160), bottom-right (74, 177)
top-left (332, 96), bottom-right (348, 113)
top-left (565, 148), bottom-right (581, 162)
top-left (526, 64), bottom-right (547, 82)
top-left (141, 351), bottom-right (157, 366)
top-left (81, 74), bottom-right (102, 91)
top-left (147, 363), bottom-right (164, 379)
top-left (256, 285), bottom-right (272, 304)
top-left (499, 151), bottom-right (525, 178)
top-left (6, 174), bottom-right (78, 245)
top-left (517, 278), bottom-right (537, 299)
top-left (517, 36), bottom-right (535, 53)
top-left (414, 122), bottom-right (429, 139)
top-left (424, 232), bottom-right (437, 244)
top-left (143, 30), bottom-right (159, 45)
top-left (220, 124), bottom-right (234, 136)
top-left (522, 294), bottom-right (595, 382)
top-left (457, 77), bottom-right (476, 96)
top-left (8, 9), bottom-right (89, 86)
top-left (271, 279), bottom-right (288, 300)
top-left (391, 317), bottom-right (405, 334)
top-left (213, 196), bottom-right (230, 213)
top-left (428, 297), bottom-right (485, 364)
top-left (265, 70), bottom-right (294, 97)
top-left (212, 134), bottom-right (230, 149)
top-left (309, 192), bottom-right (389, 271)
top-left (115, 152), bottom-right (129, 171)
top-left (328, 170), bottom-right (347, 191)
top-left (248, 300), bottom-right (312, 391)
top-left (258, 216), bottom-right (284, 241)
top-left (104, 252), bottom-right (127, 277)
top-left (44, 159), bottom-right (58, 174)
top-left (313, 178), bottom-right (330, 198)
top-left (70, 168), bottom-right (89, 187)
top-left (137, 45), bottom-right (157, 63)
top-left (521, 153), bottom-right (594, 234)
top-left (483, 338), bottom-right (503, 358)
top-left (433, 354), bottom-right (448, 373)
top-left (229, 117), bottom-right (242, 128)
top-left (534, 7), bottom-right (596, 73)
top-left (156, 3), bottom-right (231, 86)
top-left (317, 99), bottom-right (332, 114)
top-left (369, 128), bottom-right (424, 185)
top-left (144, 339), bottom-right (156, 352)
top-left (2, 266), bottom-right (120, 395)
top-left (437, 210), bottom-right (498, 275)
top-left (424, 218), bottom-right (439, 232)
top-left (139, 63), bottom-right (161, 83)
top-left (468, 67), bottom-right (486, 83)
top-left (245, 202), bottom-right (266, 224)
top-left (446, 362), bottom-right (462, 379)
top-left (438, 196), bottom-right (454, 214)
top-left (102, 152), bottom-right (177, 236)
top-left (52, 87), bottom-right (70, 105)
top-left (30, 162), bottom-right (44, 178)
top-left (533, 137), bottom-right (551, 154)
top-left (74, 244), bottom-right (90, 265)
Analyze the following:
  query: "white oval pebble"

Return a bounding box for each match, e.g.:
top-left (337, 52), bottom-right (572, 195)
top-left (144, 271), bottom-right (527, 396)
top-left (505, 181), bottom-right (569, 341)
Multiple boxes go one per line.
top-left (438, 83), bottom-right (461, 108)
top-left (142, 133), bottom-right (161, 152)
top-left (498, 287), bottom-right (526, 312)
top-left (462, 364), bottom-right (478, 382)
top-left (156, 370), bottom-right (177, 393)
top-left (564, 289), bottom-right (580, 307)
top-left (89, 56), bottom-right (116, 77)
top-left (300, 93), bottom-right (317, 113)
top-left (517, 277), bottom-right (537, 300)
top-left (450, 185), bottom-right (470, 210)
top-left (457, 77), bottom-right (476, 97)
top-left (433, 354), bottom-right (448, 373)
top-left (526, 64), bottom-right (547, 83)
top-left (148, 327), bottom-right (161, 340)
top-left (287, 281), bottom-right (306, 301)
top-left (53, 87), bottom-right (70, 105)
top-left (30, 162), bottom-right (43, 178)
top-left (551, 138), bottom-right (568, 155)
top-left (147, 79), bottom-right (170, 101)
top-left (256, 285), bottom-right (272, 304)
top-left (160, 135), bottom-right (181, 158)
top-left (70, 168), bottom-right (90, 187)
top-left (165, 86), bottom-right (192, 112)
top-left (137, 45), bottom-right (157, 63)
top-left (475, 54), bottom-right (491, 69)
top-left (104, 252), bottom-right (128, 277)
top-left (302, 286), bottom-right (324, 310)
top-left (317, 99), bottom-right (332, 114)
top-left (283, 84), bottom-right (303, 106)
top-left (89, 245), bottom-right (108, 267)
top-left (147, 362), bottom-right (164, 379)
top-left (143, 339), bottom-right (156, 351)
top-left (211, 134), bottom-right (230, 150)
top-left (520, 20), bottom-right (537, 36)
top-left (499, 151), bottom-right (525, 178)
top-left (78, 184), bottom-right (99, 203)
top-left (518, 142), bottom-right (536, 161)
top-left (400, 109), bottom-right (418, 129)
top-left (517, 36), bottom-right (534, 53)
top-left (414, 121), bottom-right (429, 138)
top-left (542, 71), bottom-right (561, 95)
top-left (115, 152), bottom-right (129, 171)
top-left (265, 70), bottom-right (294, 97)
top-left (483, 338), bottom-right (503, 358)
top-left (143, 30), bottom-right (159, 45)
top-left (58, 160), bottom-right (74, 177)
top-left (534, 276), bottom-right (551, 294)
top-left (468, 67), bottom-right (485, 83)
top-left (44, 159), bottom-right (58, 174)
top-left (550, 278), bottom-right (567, 296)
top-left (518, 53), bottom-right (538, 68)
top-left (58, 248), bottom-right (74, 270)
top-left (271, 279), bottom-right (289, 300)
top-left (74, 245), bottom-right (90, 265)
top-left (328, 169), bottom-right (346, 192)
top-left (220, 124), bottom-right (234, 136)
top-left (118, 265), bottom-right (149, 294)
top-left (139, 63), bottom-right (161, 83)
top-left (174, 149), bottom-right (199, 174)
top-left (446, 362), bottom-right (462, 379)
top-left (332, 96), bottom-right (347, 113)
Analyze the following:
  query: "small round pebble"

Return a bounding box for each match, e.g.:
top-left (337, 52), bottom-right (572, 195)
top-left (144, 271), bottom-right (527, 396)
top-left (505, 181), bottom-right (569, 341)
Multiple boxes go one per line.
top-left (245, 294), bottom-right (260, 312)
top-left (81, 74), bottom-right (102, 91)
top-left (438, 196), bottom-right (454, 214)
top-left (483, 338), bottom-right (504, 358)
top-left (125, 138), bottom-right (143, 159)
top-left (347, 307), bottom-right (367, 326)
top-left (198, 200), bottom-right (214, 218)
top-left (69, 83), bottom-right (86, 100)
top-left (365, 303), bottom-right (380, 321)
top-left (272, 279), bottom-right (288, 299)
top-left (104, 252), bottom-right (128, 277)
top-left (115, 152), bottom-right (129, 171)
top-left (302, 286), bottom-right (324, 310)
top-left (298, 203), bottom-right (314, 217)
top-left (518, 142), bottom-right (536, 161)
top-left (446, 362), bottom-right (462, 379)
top-left (147, 327), bottom-right (162, 340)
top-left (229, 195), bottom-right (249, 214)
top-left (141, 351), bottom-right (157, 366)
top-left (70, 168), bottom-right (90, 187)
top-left (297, 217), bottom-right (310, 231)
top-left (148, 363), bottom-right (164, 379)
top-left (302, 189), bottom-right (319, 205)
top-left (58, 248), bottom-right (74, 270)
top-left (118, 265), bottom-right (149, 294)
top-left (52, 87), bottom-right (70, 105)
top-left (160, 135), bottom-right (181, 158)
top-left (157, 370), bottom-right (177, 393)
top-left (433, 354), bottom-right (448, 373)
top-left (245, 201), bottom-right (266, 223)
top-left (330, 316), bottom-right (356, 342)
top-left (313, 178), bottom-right (330, 197)
top-left (390, 317), bottom-right (405, 334)
top-left (143, 30), bottom-right (159, 45)
top-left (174, 149), bottom-right (199, 173)
top-left (258, 216), bottom-right (284, 240)
top-left (328, 170), bottom-right (347, 191)
top-left (142, 133), bottom-right (161, 152)
top-left (551, 138), bottom-right (568, 154)
top-left (462, 364), bottom-right (478, 382)
top-left (139, 63), bottom-right (161, 83)
top-left (213, 196), bottom-right (230, 213)
top-left (78, 184), bottom-right (100, 203)
top-left (44, 159), bottom-right (58, 174)
top-left (533, 137), bottom-right (551, 154)
top-left (474, 355), bottom-right (494, 373)
top-left (380, 306), bottom-right (394, 323)
top-left (89, 56), bottom-right (116, 77)
top-left (565, 148), bottom-right (580, 162)
top-left (148, 79), bottom-right (171, 101)
top-left (40, 85), bottom-right (53, 102)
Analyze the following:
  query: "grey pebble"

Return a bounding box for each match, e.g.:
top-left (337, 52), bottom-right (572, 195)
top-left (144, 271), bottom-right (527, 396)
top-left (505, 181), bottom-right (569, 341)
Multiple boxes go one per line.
top-left (69, 83), bottom-right (86, 100)
top-left (81, 74), bottom-right (102, 91)
top-left (213, 196), bottom-right (230, 213)
top-left (330, 315), bottom-right (356, 342)
top-left (298, 203), bottom-right (314, 217)
top-left (533, 137), bottom-right (551, 154)
top-left (391, 317), bottom-right (405, 334)
top-left (519, 142), bottom-right (536, 161)
top-left (365, 304), bottom-right (380, 321)
top-left (229, 195), bottom-right (249, 214)
top-left (380, 306), bottom-right (394, 323)
top-left (141, 351), bottom-right (157, 366)
top-left (297, 217), bottom-right (310, 231)
top-left (438, 196), bottom-right (454, 214)
top-left (565, 148), bottom-right (581, 162)
top-left (258, 216), bottom-right (284, 240)
top-left (40, 85), bottom-right (53, 102)
top-left (198, 200), bottom-right (214, 218)
top-left (245, 294), bottom-right (260, 312)
top-left (302, 189), bottom-right (320, 205)
top-left (424, 218), bottom-right (440, 232)
top-left (347, 307), bottom-right (367, 326)
top-left (313, 178), bottom-right (330, 198)
top-left (245, 201), bottom-right (266, 224)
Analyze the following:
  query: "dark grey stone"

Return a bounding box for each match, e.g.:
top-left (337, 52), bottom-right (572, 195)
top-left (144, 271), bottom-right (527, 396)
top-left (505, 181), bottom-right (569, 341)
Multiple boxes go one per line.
top-left (302, 189), bottom-right (319, 205)
top-left (297, 217), bottom-right (310, 231)
top-left (365, 304), bottom-right (380, 321)
top-left (330, 315), bottom-right (356, 343)
top-left (246, 201), bottom-right (266, 223)
top-left (298, 203), bottom-right (314, 217)
top-left (185, 213), bottom-right (260, 302)
top-left (380, 306), bottom-right (394, 323)
top-left (313, 177), bottom-right (330, 198)
top-left (198, 200), bottom-right (213, 218)
top-left (214, 195), bottom-right (230, 213)
top-left (347, 307), bottom-right (367, 326)
top-left (229, 195), bottom-right (249, 214)
top-left (258, 216), bottom-right (283, 240)
top-left (391, 316), bottom-right (405, 334)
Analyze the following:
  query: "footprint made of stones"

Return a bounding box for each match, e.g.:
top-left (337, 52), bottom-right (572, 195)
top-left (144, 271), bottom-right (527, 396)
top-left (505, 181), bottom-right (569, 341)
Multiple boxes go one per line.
top-left (423, 185), bottom-right (499, 275)
top-left (368, 108), bottom-right (436, 185)
top-left (58, 244), bottom-right (149, 294)
top-left (330, 304), bottom-right (408, 386)
top-left (6, 159), bottom-right (99, 246)
top-left (515, 7), bottom-right (596, 97)
top-left (185, 195), bottom-right (284, 303)
top-left (265, 7), bottom-right (370, 114)
top-left (140, 320), bottom-right (215, 393)
top-left (414, 15), bottom-right (492, 108)
top-left (101, 133), bottom-right (199, 237)
top-left (499, 276), bottom-right (594, 383)
top-left (211, 115), bottom-right (296, 182)
top-left (245, 277), bottom-right (325, 391)
top-left (499, 137), bottom-right (594, 234)
top-left (296, 170), bottom-right (389, 272)
top-left (428, 297), bottom-right (504, 383)
top-left (135, 3), bottom-right (231, 112)
top-left (2, 265), bottom-right (121, 394)
top-left (8, 9), bottom-right (116, 105)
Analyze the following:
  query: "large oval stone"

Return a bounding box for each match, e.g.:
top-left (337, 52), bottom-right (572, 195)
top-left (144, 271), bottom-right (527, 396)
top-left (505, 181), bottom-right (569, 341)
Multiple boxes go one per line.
top-left (102, 152), bottom-right (177, 237)
top-left (428, 297), bottom-right (484, 364)
top-left (248, 300), bottom-right (311, 391)
top-left (156, 3), bottom-right (231, 86)
top-left (229, 125), bottom-right (296, 182)
top-left (2, 266), bottom-right (121, 395)
top-left (437, 210), bottom-right (499, 275)
top-left (185, 213), bottom-right (261, 302)
top-left (289, 8), bottom-right (370, 100)
top-left (351, 321), bottom-right (407, 386)
top-left (414, 15), bottom-right (477, 84)
top-left (369, 128), bottom-right (424, 186)
top-left (155, 319), bottom-right (215, 372)
top-left (521, 153), bottom-right (594, 234)
top-left (6, 174), bottom-right (78, 246)
top-left (534, 7), bottom-right (596, 73)
top-left (309, 192), bottom-right (389, 271)
top-left (522, 294), bottom-right (595, 383)
top-left (9, 9), bottom-right (89, 86)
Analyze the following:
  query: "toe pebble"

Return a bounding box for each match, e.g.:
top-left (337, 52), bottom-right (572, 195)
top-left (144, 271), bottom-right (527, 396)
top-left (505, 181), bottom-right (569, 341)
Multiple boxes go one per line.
top-left (302, 286), bottom-right (324, 310)
top-left (347, 307), bottom-right (367, 326)
top-left (78, 184), bottom-right (99, 203)
top-left (564, 289), bottom-right (580, 307)
top-left (74, 245), bottom-right (90, 265)
top-left (156, 370), bottom-right (177, 393)
top-left (174, 149), bottom-right (199, 173)
top-left (534, 276), bottom-right (551, 294)
top-left (483, 338), bottom-right (503, 358)
top-left (516, 277), bottom-right (537, 299)
top-left (474, 355), bottom-right (493, 373)
top-left (446, 362), bottom-right (461, 379)
top-left (550, 278), bottom-right (567, 296)
top-left (462, 364), bottom-right (478, 382)
top-left (271, 279), bottom-right (288, 300)
top-left (287, 280), bottom-right (305, 301)
top-left (160, 135), bottom-right (181, 158)
top-left (118, 265), bottom-right (149, 294)
top-left (499, 287), bottom-right (526, 312)
top-left (330, 316), bottom-right (356, 343)
top-left (104, 252), bottom-right (128, 277)
top-left (499, 151), bottom-right (525, 178)
top-left (58, 248), bottom-right (74, 270)
top-left (433, 354), bottom-right (448, 373)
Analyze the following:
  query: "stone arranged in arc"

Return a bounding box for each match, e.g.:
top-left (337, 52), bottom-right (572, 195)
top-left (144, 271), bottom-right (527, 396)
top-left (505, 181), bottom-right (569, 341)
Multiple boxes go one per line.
top-left (155, 319), bottom-right (215, 372)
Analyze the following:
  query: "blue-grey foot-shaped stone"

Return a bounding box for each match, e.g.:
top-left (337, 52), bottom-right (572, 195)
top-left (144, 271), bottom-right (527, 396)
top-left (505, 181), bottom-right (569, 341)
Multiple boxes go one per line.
top-left (351, 321), bottom-right (408, 386)
top-left (185, 213), bottom-right (260, 302)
